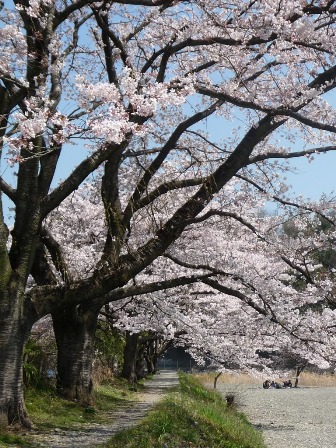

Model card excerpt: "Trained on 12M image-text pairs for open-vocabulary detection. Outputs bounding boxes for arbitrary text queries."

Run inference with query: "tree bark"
[135,345,147,380]
[0,288,34,429]
[144,354,156,375]
[121,331,139,384]
[52,305,100,405]
[214,372,222,389]
[143,339,160,374]
[294,365,306,388]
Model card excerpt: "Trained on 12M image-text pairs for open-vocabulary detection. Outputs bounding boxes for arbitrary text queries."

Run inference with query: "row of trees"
[1,0,336,428]
[26,313,169,390]
[111,208,336,374]
[32,201,336,387]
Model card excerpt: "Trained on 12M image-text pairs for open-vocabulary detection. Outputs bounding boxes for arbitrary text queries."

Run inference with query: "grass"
[100,372,267,448]
[194,372,260,387]
[0,379,137,448]
[296,371,336,387]
[195,370,336,388]
[0,433,36,448]
[24,380,136,430]
[4,370,333,448]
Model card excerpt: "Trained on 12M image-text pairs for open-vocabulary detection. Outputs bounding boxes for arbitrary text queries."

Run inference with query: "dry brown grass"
[194,371,336,387]
[93,363,115,384]
[297,372,336,387]
[194,372,260,386]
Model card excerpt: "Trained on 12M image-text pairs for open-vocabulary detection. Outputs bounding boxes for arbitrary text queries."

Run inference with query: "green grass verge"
[0,433,36,448]
[24,381,135,430]
[0,380,136,447]
[100,372,267,448]
[0,373,266,448]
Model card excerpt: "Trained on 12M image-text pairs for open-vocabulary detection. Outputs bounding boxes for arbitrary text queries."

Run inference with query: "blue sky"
[2,141,334,225]
[286,151,336,200]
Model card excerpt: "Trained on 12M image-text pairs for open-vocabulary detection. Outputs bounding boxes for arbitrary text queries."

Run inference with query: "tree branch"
[122,100,224,230]
[92,7,129,67]
[54,0,94,26]
[0,195,11,292]
[184,209,265,240]
[40,227,72,284]
[235,173,336,226]
[202,277,268,317]
[114,0,177,5]
[42,140,129,217]
[0,178,16,203]
[136,177,205,210]
[31,273,215,317]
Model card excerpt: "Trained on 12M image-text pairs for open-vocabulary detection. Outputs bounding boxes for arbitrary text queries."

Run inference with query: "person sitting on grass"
[263,379,271,389]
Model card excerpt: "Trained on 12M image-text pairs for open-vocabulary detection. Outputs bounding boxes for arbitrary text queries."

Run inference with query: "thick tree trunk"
[52,305,99,405]
[121,331,139,384]
[0,289,34,429]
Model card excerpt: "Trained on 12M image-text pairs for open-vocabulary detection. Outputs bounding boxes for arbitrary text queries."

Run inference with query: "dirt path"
[216,383,336,448]
[29,370,179,448]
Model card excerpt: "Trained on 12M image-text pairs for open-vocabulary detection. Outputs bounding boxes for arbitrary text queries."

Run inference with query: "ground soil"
[216,383,336,448]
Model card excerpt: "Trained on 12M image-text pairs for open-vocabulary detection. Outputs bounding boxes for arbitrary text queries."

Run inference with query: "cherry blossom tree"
[2,0,336,428]
[173,206,336,374]
[107,201,336,383]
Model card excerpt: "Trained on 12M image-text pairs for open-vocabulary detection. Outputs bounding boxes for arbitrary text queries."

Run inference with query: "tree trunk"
[135,346,146,380]
[0,289,34,429]
[52,305,99,405]
[143,340,159,374]
[144,354,156,375]
[294,365,306,388]
[214,372,222,389]
[121,331,139,384]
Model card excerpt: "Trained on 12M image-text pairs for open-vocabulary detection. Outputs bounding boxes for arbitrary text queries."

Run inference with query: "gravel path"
[29,370,179,448]
[216,383,336,448]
